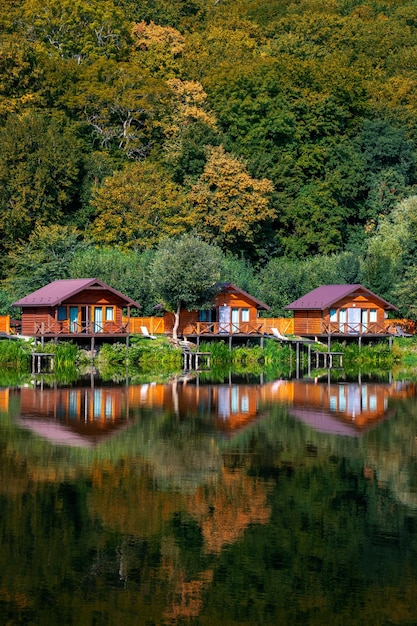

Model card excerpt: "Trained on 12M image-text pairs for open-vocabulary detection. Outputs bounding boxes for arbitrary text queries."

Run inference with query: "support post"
[296,341,300,379]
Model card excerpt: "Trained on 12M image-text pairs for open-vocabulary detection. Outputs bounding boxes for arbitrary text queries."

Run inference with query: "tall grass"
[120,336,182,372]
[341,341,395,366]
[0,339,31,368]
[34,341,84,372]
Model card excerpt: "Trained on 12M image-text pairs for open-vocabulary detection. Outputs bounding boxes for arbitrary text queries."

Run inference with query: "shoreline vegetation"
[1,335,417,385]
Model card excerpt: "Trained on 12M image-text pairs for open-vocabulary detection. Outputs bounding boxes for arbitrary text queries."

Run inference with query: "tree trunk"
[172,302,181,343]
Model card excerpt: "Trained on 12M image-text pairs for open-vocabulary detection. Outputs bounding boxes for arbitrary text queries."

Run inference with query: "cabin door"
[69,306,79,333]
[347,307,361,333]
[231,308,240,333]
[218,306,231,333]
[81,306,88,333]
[94,307,103,333]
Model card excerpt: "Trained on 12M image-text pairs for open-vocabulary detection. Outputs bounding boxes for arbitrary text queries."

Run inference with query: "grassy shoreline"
[1,335,417,384]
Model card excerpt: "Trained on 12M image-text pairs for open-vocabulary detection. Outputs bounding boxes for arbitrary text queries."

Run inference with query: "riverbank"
[1,335,417,383]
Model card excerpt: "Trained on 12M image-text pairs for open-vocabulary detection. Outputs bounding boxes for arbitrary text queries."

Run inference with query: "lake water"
[2,371,417,625]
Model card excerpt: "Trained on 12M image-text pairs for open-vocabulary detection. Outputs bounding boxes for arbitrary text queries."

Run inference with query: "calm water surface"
[1,372,417,625]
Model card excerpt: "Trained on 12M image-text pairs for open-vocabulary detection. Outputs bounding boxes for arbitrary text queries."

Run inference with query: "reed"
[126,337,182,371]
[341,342,395,366]
[38,341,84,371]
[0,339,31,368]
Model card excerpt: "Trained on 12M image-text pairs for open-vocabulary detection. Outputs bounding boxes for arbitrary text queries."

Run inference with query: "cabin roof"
[154,282,270,311]
[12,278,141,308]
[284,284,398,312]
[219,282,270,310]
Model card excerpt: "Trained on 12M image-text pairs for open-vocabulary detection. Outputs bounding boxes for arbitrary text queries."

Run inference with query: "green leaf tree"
[362,195,417,305]
[70,246,157,314]
[0,110,82,254]
[88,161,192,249]
[150,234,223,342]
[1,224,87,308]
[70,57,168,159]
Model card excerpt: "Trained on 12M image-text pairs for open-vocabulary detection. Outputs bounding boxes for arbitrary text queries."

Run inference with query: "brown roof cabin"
[12,278,140,348]
[163,282,270,345]
[284,284,398,343]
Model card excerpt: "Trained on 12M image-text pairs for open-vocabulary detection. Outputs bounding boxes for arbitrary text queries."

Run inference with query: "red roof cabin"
[163,282,270,345]
[12,278,140,348]
[284,284,398,342]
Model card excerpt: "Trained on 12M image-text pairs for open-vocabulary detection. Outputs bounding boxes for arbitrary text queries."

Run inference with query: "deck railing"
[33,321,128,335]
[184,321,265,335]
[10,314,412,338]
[324,321,389,335]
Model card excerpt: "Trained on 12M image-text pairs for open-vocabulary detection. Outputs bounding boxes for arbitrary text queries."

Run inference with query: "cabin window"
[241,308,250,322]
[369,309,377,323]
[57,306,67,321]
[330,308,337,322]
[232,308,240,330]
[105,306,114,321]
[339,309,347,330]
[198,309,214,322]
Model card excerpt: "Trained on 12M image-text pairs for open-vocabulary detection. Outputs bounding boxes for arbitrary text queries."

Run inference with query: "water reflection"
[262,377,415,436]
[12,374,417,446]
[2,373,417,624]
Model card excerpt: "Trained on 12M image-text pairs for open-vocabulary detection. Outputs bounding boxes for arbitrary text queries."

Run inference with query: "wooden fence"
[0,315,10,334]
[126,316,166,335]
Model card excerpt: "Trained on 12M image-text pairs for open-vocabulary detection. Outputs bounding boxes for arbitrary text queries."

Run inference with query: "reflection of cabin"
[163,283,270,342]
[12,278,140,348]
[16,381,261,446]
[140,381,260,433]
[18,383,146,446]
[261,379,416,436]
[285,284,398,341]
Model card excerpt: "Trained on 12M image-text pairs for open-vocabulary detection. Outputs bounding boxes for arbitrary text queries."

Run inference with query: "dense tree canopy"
[88,161,191,249]
[1,0,417,314]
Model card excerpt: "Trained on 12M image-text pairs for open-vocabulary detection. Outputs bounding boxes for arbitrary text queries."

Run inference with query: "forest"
[1,0,417,317]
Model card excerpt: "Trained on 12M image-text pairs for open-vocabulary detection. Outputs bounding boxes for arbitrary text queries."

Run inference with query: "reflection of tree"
[88,460,183,537]
[163,562,214,621]
[188,468,272,554]
[360,401,417,510]
[5,386,417,623]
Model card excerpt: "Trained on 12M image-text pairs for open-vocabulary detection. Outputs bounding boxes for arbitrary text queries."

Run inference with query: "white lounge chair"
[271,328,290,341]
[395,325,413,337]
[141,326,156,340]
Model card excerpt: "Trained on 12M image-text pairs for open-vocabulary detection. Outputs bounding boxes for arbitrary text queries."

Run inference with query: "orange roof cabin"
[284,284,398,342]
[163,282,270,345]
[12,278,140,348]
